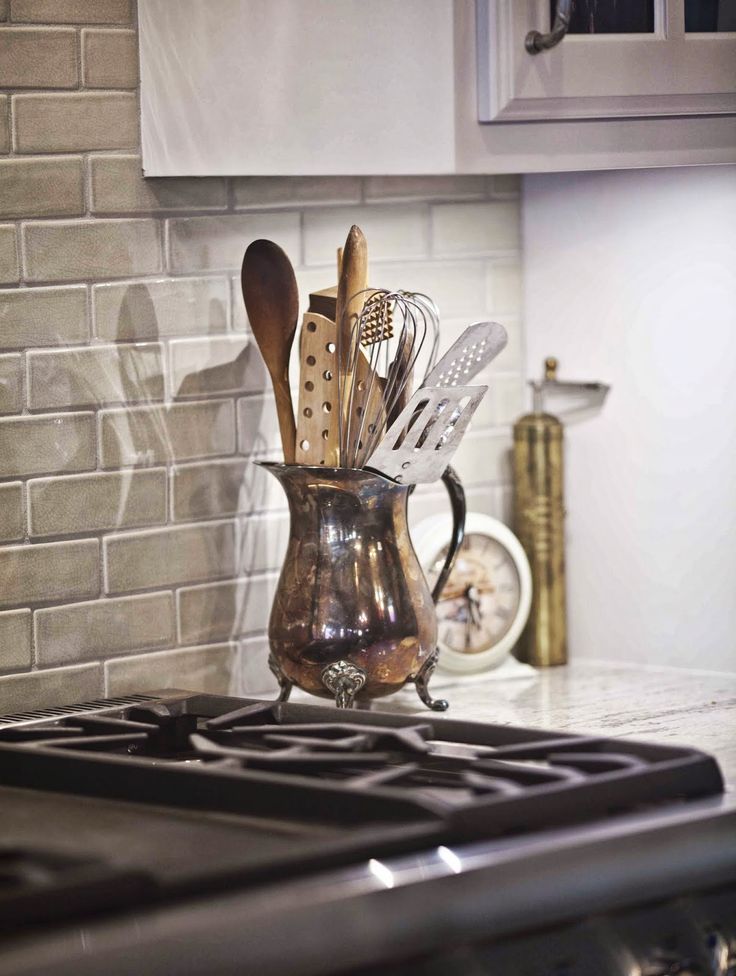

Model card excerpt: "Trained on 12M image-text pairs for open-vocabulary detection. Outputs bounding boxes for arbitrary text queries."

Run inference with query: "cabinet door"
[478,0,736,121]
[139,0,455,176]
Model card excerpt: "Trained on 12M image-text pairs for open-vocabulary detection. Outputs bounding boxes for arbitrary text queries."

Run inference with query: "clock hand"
[464,593,473,650]
[466,584,482,630]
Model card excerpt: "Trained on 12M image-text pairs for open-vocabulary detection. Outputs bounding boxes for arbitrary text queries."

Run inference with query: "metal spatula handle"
[422,321,507,389]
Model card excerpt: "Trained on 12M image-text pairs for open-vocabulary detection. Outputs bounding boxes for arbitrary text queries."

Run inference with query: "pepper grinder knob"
[544,356,558,380]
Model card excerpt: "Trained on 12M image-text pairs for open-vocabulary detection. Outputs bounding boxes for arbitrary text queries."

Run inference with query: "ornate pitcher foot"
[268,653,293,703]
[413,648,449,712]
[321,660,367,709]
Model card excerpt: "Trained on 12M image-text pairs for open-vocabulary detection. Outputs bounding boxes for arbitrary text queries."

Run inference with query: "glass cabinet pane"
[549,0,654,33]
[685,0,736,30]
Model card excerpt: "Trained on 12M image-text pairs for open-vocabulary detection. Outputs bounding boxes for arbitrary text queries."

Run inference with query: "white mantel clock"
[412,512,532,673]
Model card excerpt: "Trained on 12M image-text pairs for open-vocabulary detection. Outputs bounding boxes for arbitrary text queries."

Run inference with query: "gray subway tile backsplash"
[35,591,175,665]
[0,482,24,542]
[23,218,162,282]
[0,224,19,284]
[0,353,22,413]
[0,285,89,349]
[0,412,96,478]
[0,27,78,89]
[93,276,230,341]
[0,538,99,609]
[0,608,32,672]
[0,156,84,219]
[99,399,235,467]
[90,154,228,214]
[105,642,236,697]
[0,662,103,713]
[0,4,523,711]
[10,0,133,25]
[12,91,138,153]
[28,468,167,537]
[104,520,237,594]
[27,343,164,409]
[81,29,138,89]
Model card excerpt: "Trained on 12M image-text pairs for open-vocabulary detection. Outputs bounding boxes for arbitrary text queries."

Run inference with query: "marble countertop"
[374,658,736,785]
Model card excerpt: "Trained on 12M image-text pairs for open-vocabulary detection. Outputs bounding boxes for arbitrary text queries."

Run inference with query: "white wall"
[523,166,736,673]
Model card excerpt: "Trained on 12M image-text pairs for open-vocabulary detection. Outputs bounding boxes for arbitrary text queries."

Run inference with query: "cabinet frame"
[477,0,736,122]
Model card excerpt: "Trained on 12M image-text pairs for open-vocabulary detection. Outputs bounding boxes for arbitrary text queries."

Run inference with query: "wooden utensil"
[295,312,340,466]
[336,226,368,462]
[241,239,299,463]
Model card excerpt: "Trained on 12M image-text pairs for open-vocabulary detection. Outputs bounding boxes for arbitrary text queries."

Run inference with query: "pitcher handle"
[431,465,466,605]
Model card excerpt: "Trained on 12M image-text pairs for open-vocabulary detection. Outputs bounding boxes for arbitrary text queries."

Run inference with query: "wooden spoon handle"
[272,373,297,464]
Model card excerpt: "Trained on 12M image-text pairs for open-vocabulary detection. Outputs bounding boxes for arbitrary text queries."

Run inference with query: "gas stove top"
[1,690,734,976]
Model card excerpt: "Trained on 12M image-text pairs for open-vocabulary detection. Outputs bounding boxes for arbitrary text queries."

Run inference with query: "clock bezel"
[412,511,532,673]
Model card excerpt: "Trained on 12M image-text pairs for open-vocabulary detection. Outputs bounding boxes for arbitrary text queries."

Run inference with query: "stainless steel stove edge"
[1,798,734,976]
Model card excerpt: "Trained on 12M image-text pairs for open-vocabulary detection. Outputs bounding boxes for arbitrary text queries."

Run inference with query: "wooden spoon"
[241,239,299,463]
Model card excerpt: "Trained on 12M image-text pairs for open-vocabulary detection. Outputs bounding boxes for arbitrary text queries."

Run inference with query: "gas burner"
[0,689,731,967]
[0,691,722,839]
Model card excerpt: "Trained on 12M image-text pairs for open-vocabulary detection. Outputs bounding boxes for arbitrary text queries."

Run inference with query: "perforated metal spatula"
[422,320,507,388]
[365,384,488,484]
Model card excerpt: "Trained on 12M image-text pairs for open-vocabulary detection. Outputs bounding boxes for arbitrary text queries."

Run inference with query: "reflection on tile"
[100,399,235,467]
[35,592,175,665]
[237,634,276,696]
[177,574,277,645]
[168,212,300,273]
[237,395,280,455]
[94,276,229,340]
[27,343,163,409]
[0,354,22,413]
[28,469,167,537]
[170,335,260,397]
[0,412,95,478]
[238,512,289,574]
[172,459,249,521]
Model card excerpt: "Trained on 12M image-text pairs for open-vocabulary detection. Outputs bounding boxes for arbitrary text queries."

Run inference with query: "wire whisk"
[338,289,440,468]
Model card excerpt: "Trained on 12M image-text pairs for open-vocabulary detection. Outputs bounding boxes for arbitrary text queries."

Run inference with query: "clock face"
[427,533,522,656]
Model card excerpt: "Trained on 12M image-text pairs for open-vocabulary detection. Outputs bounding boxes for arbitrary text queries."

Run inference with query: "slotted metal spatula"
[423,320,507,388]
[365,384,487,484]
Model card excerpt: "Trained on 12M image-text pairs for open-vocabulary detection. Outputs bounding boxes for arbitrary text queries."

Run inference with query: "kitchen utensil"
[294,312,340,466]
[513,357,610,668]
[422,320,508,388]
[260,461,460,709]
[340,289,440,467]
[336,226,368,458]
[366,384,488,484]
[241,239,299,463]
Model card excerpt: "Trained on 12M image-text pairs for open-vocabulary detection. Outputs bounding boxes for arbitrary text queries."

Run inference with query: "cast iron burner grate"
[0,691,723,841]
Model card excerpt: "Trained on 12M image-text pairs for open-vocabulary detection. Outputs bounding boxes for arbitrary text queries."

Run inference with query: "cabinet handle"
[525,0,572,54]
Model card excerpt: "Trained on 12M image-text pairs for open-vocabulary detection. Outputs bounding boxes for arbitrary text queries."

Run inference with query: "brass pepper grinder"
[513,358,610,668]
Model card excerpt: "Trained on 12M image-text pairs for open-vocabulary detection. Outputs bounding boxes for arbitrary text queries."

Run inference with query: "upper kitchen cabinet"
[138,0,736,176]
[138,0,456,175]
[478,0,736,121]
